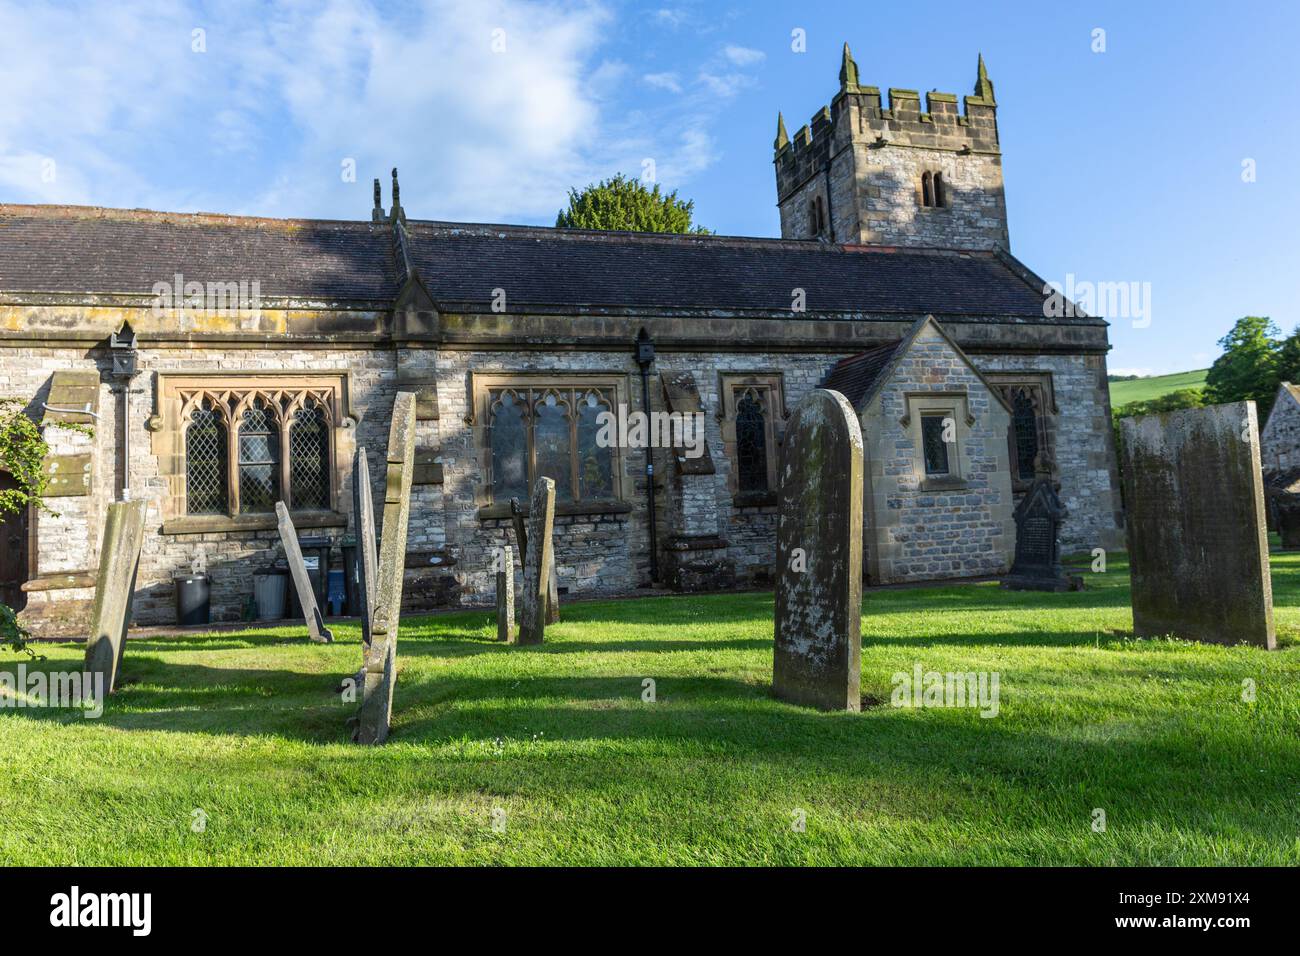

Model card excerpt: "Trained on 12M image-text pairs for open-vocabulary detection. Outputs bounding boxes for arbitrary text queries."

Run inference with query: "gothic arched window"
[238,398,280,513]
[186,400,227,515]
[933,171,946,207]
[921,171,935,208]
[490,391,529,504]
[289,399,330,510]
[577,391,614,501]
[735,390,769,494]
[1011,388,1040,480]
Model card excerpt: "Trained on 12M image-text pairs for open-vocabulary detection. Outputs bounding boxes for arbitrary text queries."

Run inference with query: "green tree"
[1275,324,1300,389]
[1204,316,1281,419]
[556,174,711,234]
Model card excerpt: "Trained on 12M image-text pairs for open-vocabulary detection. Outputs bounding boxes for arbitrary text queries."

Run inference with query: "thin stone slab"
[352,446,378,645]
[275,501,333,644]
[511,495,559,624]
[1121,401,1276,649]
[517,477,555,646]
[84,499,147,695]
[355,392,418,743]
[772,389,864,711]
[496,544,515,643]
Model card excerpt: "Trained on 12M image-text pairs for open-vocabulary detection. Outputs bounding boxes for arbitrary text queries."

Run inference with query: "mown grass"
[1,552,1296,866]
[1109,369,1208,407]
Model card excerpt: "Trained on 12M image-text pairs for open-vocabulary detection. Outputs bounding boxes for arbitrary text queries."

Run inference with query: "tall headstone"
[275,501,333,643]
[510,495,559,624]
[355,392,418,743]
[772,389,864,711]
[84,499,148,694]
[1001,453,1075,592]
[1121,402,1276,649]
[352,447,378,642]
[517,477,555,646]
[496,544,515,643]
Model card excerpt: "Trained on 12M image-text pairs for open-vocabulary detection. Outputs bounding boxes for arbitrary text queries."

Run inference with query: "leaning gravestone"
[353,392,418,743]
[496,544,515,643]
[772,389,864,711]
[510,496,559,624]
[1121,401,1276,649]
[1001,453,1074,592]
[275,501,333,643]
[84,499,148,695]
[517,477,556,645]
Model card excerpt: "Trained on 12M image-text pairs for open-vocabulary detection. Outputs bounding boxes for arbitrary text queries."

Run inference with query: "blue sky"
[0,0,1295,375]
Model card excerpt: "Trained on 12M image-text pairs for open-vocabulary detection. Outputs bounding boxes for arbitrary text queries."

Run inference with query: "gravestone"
[1121,401,1276,649]
[84,499,148,695]
[275,501,333,643]
[496,544,515,642]
[517,477,556,645]
[1264,469,1300,550]
[510,496,559,624]
[1001,453,1075,592]
[772,389,864,711]
[354,392,418,743]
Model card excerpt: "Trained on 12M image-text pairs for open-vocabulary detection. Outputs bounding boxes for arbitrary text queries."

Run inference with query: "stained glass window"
[736,390,769,494]
[921,414,951,477]
[238,399,280,513]
[289,400,330,510]
[186,400,227,515]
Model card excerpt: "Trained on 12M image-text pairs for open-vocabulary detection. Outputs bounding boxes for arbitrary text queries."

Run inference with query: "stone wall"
[1260,385,1300,473]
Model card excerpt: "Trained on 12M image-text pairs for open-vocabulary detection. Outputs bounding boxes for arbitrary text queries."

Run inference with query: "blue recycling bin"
[326,569,347,617]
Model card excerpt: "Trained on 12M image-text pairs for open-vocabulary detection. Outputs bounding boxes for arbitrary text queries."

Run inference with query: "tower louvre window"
[921,171,948,208]
[934,171,946,207]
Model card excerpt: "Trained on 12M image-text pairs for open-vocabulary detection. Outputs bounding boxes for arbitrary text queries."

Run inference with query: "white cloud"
[1109,368,1155,378]
[644,72,683,93]
[723,44,765,66]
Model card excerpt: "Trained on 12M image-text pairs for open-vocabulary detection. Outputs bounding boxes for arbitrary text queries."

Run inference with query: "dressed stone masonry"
[83,499,147,694]
[1,46,1124,632]
[772,389,864,711]
[1121,402,1276,650]
[496,543,515,643]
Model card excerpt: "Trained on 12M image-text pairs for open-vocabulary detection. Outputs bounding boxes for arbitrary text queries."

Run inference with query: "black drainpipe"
[635,328,659,584]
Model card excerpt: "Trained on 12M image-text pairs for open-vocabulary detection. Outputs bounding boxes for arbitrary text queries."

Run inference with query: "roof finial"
[774,112,789,152]
[390,167,405,222]
[372,178,383,222]
[839,42,859,92]
[973,53,995,103]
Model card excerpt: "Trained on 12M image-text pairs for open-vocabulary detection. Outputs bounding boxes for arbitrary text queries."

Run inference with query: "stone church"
[0,47,1123,634]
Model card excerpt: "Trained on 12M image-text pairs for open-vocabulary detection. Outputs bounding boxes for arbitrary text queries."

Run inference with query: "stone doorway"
[0,473,30,610]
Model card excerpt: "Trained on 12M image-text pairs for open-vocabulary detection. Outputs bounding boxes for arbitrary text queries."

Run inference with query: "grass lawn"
[2,552,1297,867]
[1109,369,1208,407]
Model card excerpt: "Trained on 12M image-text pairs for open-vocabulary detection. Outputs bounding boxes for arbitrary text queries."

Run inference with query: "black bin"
[286,537,331,619]
[174,574,211,626]
[341,539,359,617]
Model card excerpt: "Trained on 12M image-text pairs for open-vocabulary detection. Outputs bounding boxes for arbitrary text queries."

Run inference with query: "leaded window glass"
[577,392,614,500]
[238,399,280,513]
[921,414,951,477]
[289,400,330,510]
[186,401,227,515]
[735,390,769,494]
[1011,389,1040,480]
[490,392,529,503]
[534,393,573,502]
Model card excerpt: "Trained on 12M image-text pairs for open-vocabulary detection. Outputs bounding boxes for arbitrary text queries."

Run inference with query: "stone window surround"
[899,390,974,491]
[919,170,950,209]
[148,371,354,535]
[984,371,1057,491]
[467,370,634,519]
[718,371,788,506]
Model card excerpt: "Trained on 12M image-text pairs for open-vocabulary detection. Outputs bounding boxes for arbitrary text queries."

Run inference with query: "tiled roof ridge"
[0,203,379,232]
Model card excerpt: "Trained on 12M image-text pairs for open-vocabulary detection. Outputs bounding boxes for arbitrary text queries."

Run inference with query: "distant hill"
[1109,369,1208,407]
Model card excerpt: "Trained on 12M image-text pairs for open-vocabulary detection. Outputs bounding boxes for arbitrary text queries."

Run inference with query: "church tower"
[774,45,1009,250]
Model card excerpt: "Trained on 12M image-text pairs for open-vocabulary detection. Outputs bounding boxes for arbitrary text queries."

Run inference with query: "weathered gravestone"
[517,478,556,645]
[496,544,515,643]
[84,499,148,695]
[1121,401,1276,649]
[275,501,333,643]
[1264,469,1300,550]
[1001,453,1075,592]
[353,392,418,743]
[772,389,864,711]
[510,496,559,624]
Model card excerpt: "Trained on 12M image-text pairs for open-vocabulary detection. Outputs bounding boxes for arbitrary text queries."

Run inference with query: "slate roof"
[0,204,1098,323]
[820,342,903,408]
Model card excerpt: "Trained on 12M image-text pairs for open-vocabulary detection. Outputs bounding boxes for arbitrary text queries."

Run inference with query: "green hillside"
[1109,369,1207,407]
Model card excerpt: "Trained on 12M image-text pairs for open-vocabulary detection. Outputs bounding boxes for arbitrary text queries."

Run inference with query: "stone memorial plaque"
[275,501,333,644]
[1121,401,1275,649]
[84,499,148,694]
[772,389,864,710]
